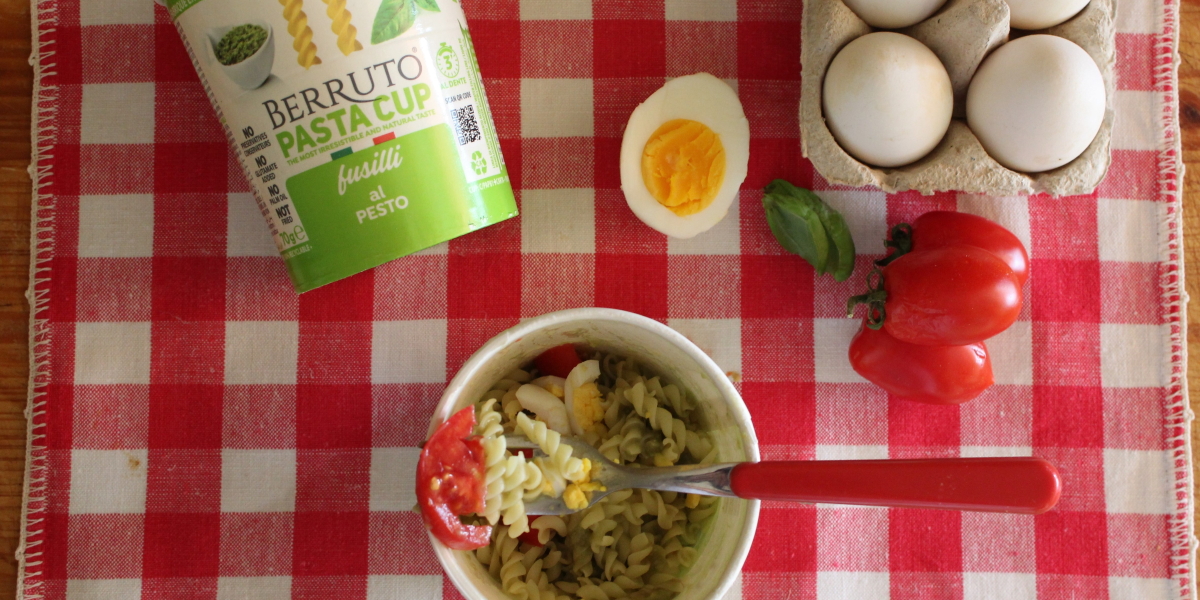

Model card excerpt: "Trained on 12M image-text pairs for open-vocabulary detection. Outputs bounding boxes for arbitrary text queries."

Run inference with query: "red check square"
[594,22,665,78]
[142,512,220,578]
[219,512,294,576]
[521,21,593,78]
[1036,511,1109,575]
[76,257,152,322]
[668,255,740,318]
[67,513,144,578]
[368,512,443,575]
[743,506,817,572]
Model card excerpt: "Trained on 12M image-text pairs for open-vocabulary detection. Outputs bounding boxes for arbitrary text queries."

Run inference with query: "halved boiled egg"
[620,73,750,239]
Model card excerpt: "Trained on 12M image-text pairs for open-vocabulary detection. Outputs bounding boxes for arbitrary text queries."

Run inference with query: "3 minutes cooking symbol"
[436,42,460,78]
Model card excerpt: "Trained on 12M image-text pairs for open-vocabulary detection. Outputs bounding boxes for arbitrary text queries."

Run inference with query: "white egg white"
[619,73,750,239]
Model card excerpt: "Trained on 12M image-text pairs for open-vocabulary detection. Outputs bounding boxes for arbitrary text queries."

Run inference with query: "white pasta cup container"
[428,308,761,600]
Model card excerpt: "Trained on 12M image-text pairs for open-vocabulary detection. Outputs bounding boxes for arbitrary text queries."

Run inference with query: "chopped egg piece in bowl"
[620,73,750,239]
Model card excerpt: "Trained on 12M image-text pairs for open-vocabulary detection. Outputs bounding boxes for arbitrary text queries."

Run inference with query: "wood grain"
[0,0,34,597]
[0,2,1197,600]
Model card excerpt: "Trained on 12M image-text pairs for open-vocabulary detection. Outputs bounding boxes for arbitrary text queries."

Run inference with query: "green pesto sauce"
[215,24,268,66]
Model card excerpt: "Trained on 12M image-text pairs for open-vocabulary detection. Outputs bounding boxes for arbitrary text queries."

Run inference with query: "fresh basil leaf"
[812,198,855,281]
[372,0,418,44]
[762,179,856,281]
[763,188,830,273]
[415,0,440,11]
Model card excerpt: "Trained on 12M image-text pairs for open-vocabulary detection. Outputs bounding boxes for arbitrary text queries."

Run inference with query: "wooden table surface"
[0,2,1199,599]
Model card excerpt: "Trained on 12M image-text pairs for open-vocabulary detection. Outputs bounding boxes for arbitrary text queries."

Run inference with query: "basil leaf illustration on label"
[372,0,418,44]
[762,179,857,282]
[415,0,441,11]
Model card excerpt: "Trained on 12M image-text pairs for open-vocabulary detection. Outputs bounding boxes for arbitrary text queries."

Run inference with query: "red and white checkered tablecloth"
[20,0,1191,598]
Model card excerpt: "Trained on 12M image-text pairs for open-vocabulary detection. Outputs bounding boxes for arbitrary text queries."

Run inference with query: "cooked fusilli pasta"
[470,352,719,600]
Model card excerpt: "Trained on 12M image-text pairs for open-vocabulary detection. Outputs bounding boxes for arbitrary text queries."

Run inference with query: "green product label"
[282,124,517,292]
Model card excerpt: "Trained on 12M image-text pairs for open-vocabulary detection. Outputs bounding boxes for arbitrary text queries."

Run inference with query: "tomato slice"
[535,344,581,378]
[883,244,1022,346]
[417,406,492,550]
[910,211,1030,286]
[849,321,993,405]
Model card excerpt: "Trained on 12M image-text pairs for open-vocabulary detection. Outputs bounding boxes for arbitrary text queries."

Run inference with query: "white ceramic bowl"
[427,308,760,600]
[207,22,274,90]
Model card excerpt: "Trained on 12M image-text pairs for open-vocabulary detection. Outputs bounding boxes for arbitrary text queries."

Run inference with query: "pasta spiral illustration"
[321,0,363,56]
[278,0,321,68]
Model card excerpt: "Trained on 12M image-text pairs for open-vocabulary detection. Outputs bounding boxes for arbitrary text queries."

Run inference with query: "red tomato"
[849,322,993,404]
[518,529,545,547]
[910,212,1030,286]
[416,406,492,550]
[535,344,581,378]
[884,245,1022,346]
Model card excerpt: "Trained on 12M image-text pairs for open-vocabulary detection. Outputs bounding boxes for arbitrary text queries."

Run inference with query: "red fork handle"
[729,457,1061,514]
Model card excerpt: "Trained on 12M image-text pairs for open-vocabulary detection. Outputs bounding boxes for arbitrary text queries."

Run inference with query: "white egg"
[619,73,750,239]
[842,0,948,29]
[822,32,953,168]
[1006,0,1091,30]
[967,35,1105,173]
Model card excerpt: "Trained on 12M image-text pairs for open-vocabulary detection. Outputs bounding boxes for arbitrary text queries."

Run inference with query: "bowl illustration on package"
[207,22,274,90]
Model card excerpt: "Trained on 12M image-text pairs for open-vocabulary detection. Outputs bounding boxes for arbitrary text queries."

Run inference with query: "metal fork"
[507,435,1062,516]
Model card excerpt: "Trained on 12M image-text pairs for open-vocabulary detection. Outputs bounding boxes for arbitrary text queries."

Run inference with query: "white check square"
[521,79,594,138]
[521,188,595,253]
[667,319,741,374]
[74,322,151,385]
[225,321,299,385]
[963,572,1036,600]
[80,0,154,24]
[372,321,448,384]
[217,577,293,600]
[67,579,143,600]
[81,83,155,145]
[221,449,297,513]
[668,199,740,255]
[815,190,889,256]
[78,194,155,258]
[987,321,1032,385]
[69,449,148,514]
[1098,198,1164,262]
[1104,449,1172,514]
[367,575,442,600]
[817,572,888,599]
[956,194,1032,258]
[1109,577,1176,599]
[666,0,737,21]
[1113,91,1164,152]
[813,319,867,384]
[227,193,278,257]
[1100,324,1167,388]
[370,447,421,512]
[520,0,591,19]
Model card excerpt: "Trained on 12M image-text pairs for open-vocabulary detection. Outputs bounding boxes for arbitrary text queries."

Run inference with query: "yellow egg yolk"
[641,119,726,216]
[572,382,605,433]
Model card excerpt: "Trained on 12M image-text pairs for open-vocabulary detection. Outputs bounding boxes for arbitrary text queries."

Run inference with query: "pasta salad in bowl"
[421,308,759,600]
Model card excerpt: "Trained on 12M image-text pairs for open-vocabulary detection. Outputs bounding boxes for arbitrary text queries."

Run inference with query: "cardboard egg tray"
[799,0,1116,196]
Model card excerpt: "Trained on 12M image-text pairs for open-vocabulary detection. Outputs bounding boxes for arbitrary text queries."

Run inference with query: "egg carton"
[799,0,1116,197]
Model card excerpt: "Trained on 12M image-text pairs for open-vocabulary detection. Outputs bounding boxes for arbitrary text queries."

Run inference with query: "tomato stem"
[874,223,914,267]
[846,268,888,329]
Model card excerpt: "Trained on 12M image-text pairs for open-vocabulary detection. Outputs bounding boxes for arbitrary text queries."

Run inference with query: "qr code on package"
[452,105,481,146]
